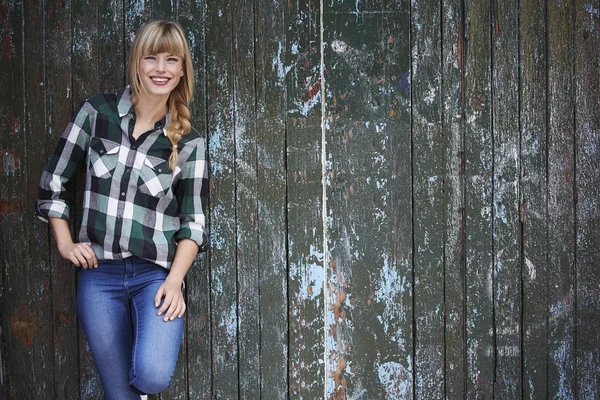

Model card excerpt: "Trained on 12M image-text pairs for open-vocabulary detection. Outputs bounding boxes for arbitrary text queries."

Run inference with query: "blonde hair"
[128,20,194,171]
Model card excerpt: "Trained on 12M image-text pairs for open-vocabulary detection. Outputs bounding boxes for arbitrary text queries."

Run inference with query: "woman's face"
[138,52,184,98]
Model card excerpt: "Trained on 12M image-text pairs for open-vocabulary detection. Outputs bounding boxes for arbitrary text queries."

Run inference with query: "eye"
[144,55,156,61]
[168,57,179,62]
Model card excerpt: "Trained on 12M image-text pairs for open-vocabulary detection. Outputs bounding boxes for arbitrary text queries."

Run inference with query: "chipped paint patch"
[377,360,412,399]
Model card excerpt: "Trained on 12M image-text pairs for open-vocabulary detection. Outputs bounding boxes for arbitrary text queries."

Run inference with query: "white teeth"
[151,77,168,82]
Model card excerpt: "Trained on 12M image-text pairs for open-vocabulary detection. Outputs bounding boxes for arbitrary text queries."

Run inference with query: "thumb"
[154,286,165,308]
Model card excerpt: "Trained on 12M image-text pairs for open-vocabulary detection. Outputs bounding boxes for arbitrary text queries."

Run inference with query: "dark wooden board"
[254,0,289,397]
[205,0,239,398]
[232,0,260,397]
[463,0,494,396]
[323,2,413,397]
[285,0,324,398]
[491,0,522,396]
[520,0,548,397]
[23,0,55,397]
[0,1,36,398]
[442,0,466,397]
[547,0,576,397]
[177,2,212,399]
[411,0,445,397]
[574,0,600,396]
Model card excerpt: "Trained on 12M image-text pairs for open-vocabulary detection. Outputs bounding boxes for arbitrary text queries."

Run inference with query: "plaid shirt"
[37,87,208,269]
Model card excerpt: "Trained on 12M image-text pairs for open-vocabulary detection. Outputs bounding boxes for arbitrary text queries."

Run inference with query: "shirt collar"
[118,86,170,137]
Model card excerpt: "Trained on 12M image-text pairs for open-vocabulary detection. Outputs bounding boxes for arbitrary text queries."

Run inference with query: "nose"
[156,57,166,72]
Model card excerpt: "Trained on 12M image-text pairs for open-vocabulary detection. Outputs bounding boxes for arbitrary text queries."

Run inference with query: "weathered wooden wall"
[0,0,599,399]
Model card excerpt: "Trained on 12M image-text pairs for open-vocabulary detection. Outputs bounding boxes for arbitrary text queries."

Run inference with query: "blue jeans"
[76,257,184,399]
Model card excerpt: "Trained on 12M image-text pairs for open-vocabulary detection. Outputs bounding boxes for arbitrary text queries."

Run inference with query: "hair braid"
[167,89,191,171]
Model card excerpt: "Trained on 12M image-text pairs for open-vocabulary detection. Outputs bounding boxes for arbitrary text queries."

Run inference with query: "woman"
[36,21,208,399]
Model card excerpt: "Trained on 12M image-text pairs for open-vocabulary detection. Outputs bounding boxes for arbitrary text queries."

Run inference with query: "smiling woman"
[35,20,208,400]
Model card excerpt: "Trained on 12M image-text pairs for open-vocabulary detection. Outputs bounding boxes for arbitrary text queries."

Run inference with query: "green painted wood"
[547,0,576,398]
[0,1,37,398]
[177,2,212,399]
[98,0,124,93]
[124,0,152,57]
[491,0,522,396]
[411,0,444,397]
[231,0,260,398]
[254,1,289,398]
[324,2,412,398]
[574,0,600,397]
[520,0,548,397]
[152,0,176,20]
[285,0,324,398]
[463,0,494,396]
[442,0,466,397]
[205,0,239,398]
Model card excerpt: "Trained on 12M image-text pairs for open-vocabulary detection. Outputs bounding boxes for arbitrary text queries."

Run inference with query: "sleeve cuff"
[36,200,70,223]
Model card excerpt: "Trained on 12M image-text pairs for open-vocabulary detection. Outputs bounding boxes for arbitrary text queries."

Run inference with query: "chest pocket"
[89,138,120,179]
[138,155,173,197]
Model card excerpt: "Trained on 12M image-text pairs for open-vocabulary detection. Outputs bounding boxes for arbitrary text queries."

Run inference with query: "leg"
[128,261,184,394]
[76,264,143,400]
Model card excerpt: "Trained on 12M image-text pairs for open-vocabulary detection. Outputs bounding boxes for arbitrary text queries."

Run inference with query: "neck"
[133,92,168,123]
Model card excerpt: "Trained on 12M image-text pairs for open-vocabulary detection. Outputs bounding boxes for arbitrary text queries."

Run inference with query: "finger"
[154,286,165,308]
[74,251,88,268]
[178,302,186,318]
[170,300,183,321]
[158,293,174,315]
[79,244,98,268]
[164,299,179,321]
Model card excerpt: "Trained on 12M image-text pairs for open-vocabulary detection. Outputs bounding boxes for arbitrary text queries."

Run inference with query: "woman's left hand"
[154,278,186,322]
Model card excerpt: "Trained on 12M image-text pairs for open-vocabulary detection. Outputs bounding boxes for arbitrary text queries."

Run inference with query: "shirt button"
[121,192,125,197]
[125,168,131,174]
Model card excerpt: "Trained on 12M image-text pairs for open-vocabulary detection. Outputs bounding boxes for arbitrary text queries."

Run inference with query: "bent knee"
[130,367,174,394]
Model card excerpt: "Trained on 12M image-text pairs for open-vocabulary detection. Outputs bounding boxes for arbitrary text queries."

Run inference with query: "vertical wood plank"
[520,0,548,397]
[177,2,212,398]
[98,0,124,92]
[24,0,55,397]
[442,0,466,397]
[547,0,576,397]
[152,0,176,19]
[463,0,494,396]
[0,0,33,398]
[491,0,522,396]
[574,0,600,396]
[205,0,239,397]
[254,0,289,397]
[46,0,80,394]
[286,0,324,398]
[324,1,413,398]
[124,0,151,57]
[71,1,102,397]
[232,0,260,397]
[411,0,444,397]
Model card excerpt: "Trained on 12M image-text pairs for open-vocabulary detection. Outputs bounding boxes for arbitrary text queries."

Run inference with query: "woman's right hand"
[59,242,98,269]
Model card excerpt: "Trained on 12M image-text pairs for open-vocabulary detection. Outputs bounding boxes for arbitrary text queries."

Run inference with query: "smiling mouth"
[150,77,170,84]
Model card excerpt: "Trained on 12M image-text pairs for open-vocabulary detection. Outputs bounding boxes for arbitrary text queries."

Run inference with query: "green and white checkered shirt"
[37,87,208,269]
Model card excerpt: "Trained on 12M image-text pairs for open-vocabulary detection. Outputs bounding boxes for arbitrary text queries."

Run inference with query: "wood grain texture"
[286,0,324,398]
[177,2,212,399]
[232,0,260,397]
[0,1,34,398]
[547,0,576,398]
[574,0,600,397]
[45,0,80,397]
[491,0,522,396]
[324,1,412,398]
[24,0,55,397]
[411,0,444,397]
[205,0,239,398]
[464,0,494,396]
[520,0,548,398]
[442,0,466,397]
[254,0,289,398]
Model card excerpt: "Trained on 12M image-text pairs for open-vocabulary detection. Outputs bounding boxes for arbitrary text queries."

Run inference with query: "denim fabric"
[76,256,184,399]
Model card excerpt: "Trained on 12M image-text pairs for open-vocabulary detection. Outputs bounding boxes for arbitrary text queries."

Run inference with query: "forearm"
[48,217,74,251]
[166,238,198,284]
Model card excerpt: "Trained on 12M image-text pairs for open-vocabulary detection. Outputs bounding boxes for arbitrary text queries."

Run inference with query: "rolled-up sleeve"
[36,102,93,222]
[174,138,209,252]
